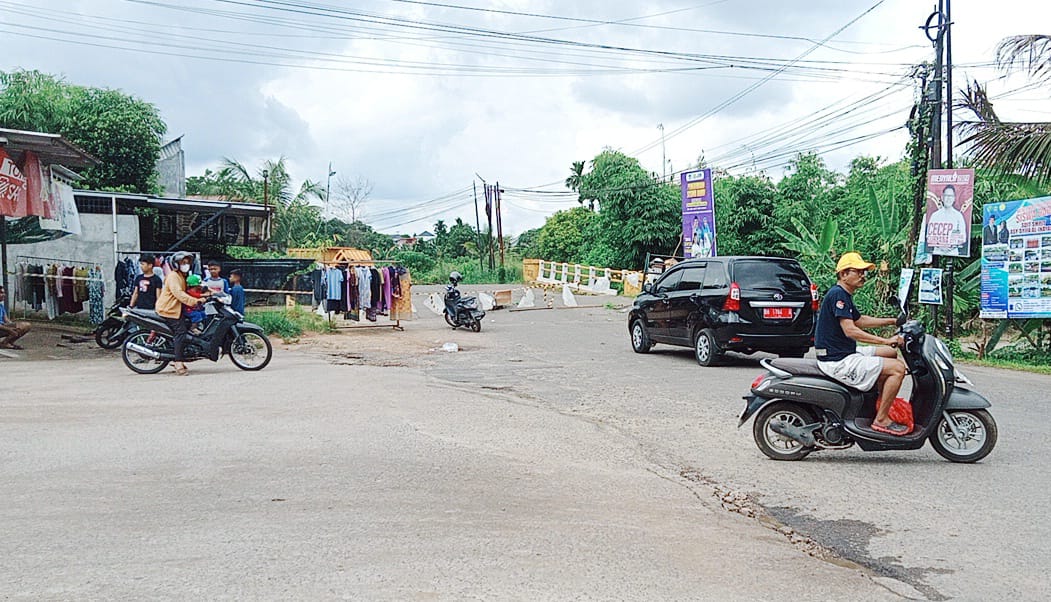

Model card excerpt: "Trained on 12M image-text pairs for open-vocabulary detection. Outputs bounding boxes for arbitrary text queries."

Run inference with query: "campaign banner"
[681,168,716,258]
[980,195,1051,319]
[920,169,974,258]
[919,268,943,305]
[0,148,28,217]
[898,268,914,312]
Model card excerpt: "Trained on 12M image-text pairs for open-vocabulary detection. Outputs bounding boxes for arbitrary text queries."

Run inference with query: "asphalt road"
[1,291,1047,600]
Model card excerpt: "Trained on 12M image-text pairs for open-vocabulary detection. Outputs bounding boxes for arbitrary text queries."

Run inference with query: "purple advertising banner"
[681,168,716,258]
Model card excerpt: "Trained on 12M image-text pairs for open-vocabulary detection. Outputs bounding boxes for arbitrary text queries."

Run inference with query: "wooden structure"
[287,247,374,265]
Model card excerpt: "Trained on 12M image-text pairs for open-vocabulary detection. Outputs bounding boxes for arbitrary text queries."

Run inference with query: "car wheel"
[694,328,722,366]
[630,320,652,353]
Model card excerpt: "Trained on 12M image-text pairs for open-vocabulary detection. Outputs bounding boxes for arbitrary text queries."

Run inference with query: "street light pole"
[325,162,336,220]
[658,123,666,181]
[262,169,270,242]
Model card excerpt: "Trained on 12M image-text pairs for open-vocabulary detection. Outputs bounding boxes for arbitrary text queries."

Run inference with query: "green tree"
[580,149,680,268]
[565,160,588,208]
[960,35,1051,184]
[712,173,782,256]
[534,206,594,263]
[0,69,166,193]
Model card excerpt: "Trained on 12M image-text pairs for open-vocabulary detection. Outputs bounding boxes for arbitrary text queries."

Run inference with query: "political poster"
[898,268,914,312]
[919,268,943,305]
[681,168,716,258]
[980,195,1051,319]
[919,169,974,258]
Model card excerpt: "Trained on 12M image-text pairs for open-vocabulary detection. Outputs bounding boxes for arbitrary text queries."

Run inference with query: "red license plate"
[763,307,793,319]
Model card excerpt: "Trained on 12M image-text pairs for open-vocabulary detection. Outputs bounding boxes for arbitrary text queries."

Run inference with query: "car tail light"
[723,282,741,311]
[810,283,819,311]
[751,374,767,390]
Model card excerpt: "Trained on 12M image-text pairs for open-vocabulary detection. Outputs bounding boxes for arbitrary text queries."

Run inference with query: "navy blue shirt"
[815,284,861,362]
[229,284,246,315]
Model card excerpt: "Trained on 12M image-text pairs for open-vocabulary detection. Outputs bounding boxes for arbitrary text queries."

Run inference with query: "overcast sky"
[2,0,1047,235]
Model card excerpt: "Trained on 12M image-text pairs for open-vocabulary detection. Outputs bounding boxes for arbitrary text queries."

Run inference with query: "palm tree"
[959,35,1051,184]
[565,160,585,203]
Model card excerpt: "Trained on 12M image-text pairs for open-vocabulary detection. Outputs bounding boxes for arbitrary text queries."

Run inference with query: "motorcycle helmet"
[186,274,202,287]
[169,251,194,269]
[449,271,463,285]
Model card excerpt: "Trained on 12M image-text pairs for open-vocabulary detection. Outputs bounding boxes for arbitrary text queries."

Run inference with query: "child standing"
[185,274,207,334]
[228,269,246,315]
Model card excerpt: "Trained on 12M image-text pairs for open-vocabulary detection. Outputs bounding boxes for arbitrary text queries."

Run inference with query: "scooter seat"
[128,308,163,321]
[767,358,827,378]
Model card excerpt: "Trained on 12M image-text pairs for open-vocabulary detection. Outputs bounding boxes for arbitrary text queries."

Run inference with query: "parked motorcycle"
[739,297,996,463]
[443,271,485,332]
[94,294,136,349]
[120,292,273,374]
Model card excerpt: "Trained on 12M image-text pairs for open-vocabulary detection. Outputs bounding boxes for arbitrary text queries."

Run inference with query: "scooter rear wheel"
[753,402,814,461]
[122,331,171,375]
[929,409,997,463]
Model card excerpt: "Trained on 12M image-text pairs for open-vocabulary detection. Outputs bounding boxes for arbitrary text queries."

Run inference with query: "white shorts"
[817,347,883,391]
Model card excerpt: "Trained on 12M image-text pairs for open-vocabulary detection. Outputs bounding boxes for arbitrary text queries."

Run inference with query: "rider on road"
[815,253,908,436]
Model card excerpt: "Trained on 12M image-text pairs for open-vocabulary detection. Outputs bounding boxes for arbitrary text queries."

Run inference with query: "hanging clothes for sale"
[88,267,105,325]
[323,265,346,312]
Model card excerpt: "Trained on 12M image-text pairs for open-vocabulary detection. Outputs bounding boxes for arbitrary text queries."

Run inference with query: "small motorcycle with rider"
[739,253,996,463]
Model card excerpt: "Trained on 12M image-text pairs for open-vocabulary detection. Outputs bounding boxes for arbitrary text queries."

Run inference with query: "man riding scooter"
[815,252,909,436]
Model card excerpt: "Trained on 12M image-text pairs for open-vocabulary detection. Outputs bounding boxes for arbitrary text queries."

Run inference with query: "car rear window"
[733,260,810,292]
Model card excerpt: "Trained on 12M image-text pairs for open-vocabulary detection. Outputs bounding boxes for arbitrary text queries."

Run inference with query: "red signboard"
[0,148,29,217]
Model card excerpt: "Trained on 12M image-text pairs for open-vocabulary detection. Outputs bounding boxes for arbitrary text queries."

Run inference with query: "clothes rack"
[317,261,410,332]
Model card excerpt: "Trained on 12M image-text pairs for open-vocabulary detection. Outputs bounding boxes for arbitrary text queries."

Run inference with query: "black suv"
[628,256,817,365]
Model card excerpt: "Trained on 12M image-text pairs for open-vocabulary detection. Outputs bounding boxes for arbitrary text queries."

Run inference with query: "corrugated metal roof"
[0,128,98,168]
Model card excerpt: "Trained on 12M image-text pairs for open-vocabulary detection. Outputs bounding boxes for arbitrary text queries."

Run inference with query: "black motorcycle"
[444,274,485,332]
[95,294,136,349]
[739,299,996,463]
[120,293,273,374]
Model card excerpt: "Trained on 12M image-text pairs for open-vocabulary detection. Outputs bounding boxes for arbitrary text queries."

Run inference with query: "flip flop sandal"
[872,421,910,436]
[174,366,189,376]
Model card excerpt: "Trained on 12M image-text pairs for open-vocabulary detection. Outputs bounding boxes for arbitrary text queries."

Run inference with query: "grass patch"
[951,340,1051,375]
[248,308,335,338]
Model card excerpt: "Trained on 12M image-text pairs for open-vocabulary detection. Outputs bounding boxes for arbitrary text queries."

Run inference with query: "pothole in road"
[680,468,949,601]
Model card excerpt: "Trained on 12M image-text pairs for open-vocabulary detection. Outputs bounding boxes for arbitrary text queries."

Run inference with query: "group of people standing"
[131,253,245,376]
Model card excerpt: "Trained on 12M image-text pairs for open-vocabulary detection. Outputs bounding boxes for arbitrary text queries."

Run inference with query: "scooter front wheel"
[95,322,124,349]
[444,313,459,329]
[929,409,997,463]
[753,402,814,461]
[229,332,273,371]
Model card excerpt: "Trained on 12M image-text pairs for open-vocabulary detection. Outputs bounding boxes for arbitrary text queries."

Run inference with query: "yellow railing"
[523,258,643,296]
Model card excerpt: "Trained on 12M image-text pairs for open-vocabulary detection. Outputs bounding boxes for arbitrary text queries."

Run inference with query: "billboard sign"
[980,196,1051,319]
[921,169,974,258]
[681,168,716,258]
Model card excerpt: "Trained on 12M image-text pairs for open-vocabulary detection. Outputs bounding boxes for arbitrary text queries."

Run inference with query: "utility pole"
[658,123,666,181]
[943,0,956,339]
[495,181,505,281]
[473,181,483,272]
[484,183,495,270]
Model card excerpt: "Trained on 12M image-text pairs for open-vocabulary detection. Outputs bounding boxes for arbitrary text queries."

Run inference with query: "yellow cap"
[836,252,875,273]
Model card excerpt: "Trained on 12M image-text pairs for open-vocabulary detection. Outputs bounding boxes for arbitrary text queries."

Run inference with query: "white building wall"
[9,214,141,309]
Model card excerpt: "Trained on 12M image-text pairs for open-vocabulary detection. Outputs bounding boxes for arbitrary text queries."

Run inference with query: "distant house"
[390,234,418,248]
[156,136,186,197]
[417,230,435,242]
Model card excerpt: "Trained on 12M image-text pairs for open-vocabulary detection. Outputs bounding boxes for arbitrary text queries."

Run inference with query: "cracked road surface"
[2,293,1047,599]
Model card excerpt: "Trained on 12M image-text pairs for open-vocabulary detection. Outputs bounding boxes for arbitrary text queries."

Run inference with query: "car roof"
[675,255,800,265]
